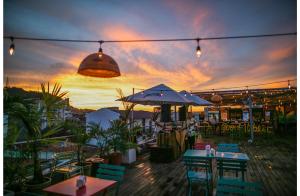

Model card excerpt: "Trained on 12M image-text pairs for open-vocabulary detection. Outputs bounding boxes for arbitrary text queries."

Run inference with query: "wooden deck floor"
[119,136,296,196]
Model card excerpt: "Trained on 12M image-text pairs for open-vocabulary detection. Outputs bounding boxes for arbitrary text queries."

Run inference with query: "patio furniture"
[216,178,262,196]
[96,164,125,196]
[183,156,212,196]
[216,151,249,181]
[52,151,82,179]
[217,144,239,153]
[43,175,116,196]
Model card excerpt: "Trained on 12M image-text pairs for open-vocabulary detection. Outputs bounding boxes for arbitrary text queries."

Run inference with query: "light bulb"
[9,43,15,55]
[196,46,201,57]
[98,41,104,59]
[98,47,103,58]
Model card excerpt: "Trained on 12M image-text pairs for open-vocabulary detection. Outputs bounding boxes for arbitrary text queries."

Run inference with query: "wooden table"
[43,176,117,196]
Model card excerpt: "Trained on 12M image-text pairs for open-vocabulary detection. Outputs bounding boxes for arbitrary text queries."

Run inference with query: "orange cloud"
[267,45,296,61]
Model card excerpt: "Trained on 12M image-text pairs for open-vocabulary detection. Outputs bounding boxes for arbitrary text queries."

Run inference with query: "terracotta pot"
[102,155,110,164]
[110,152,122,165]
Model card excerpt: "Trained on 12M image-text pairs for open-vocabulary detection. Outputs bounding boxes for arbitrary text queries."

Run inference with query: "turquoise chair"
[96,164,125,196]
[216,178,262,196]
[217,158,247,181]
[217,143,239,153]
[183,156,212,196]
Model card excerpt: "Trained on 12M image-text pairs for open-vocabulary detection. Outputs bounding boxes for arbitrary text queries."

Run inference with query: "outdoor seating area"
[119,135,296,196]
[3,1,297,196]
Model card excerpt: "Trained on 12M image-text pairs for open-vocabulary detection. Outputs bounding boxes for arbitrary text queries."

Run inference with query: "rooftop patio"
[119,135,296,196]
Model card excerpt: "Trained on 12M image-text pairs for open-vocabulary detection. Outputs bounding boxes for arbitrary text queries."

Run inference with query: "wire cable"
[3,32,296,44]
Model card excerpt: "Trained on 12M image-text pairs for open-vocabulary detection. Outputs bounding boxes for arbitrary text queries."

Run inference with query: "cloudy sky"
[4,0,296,110]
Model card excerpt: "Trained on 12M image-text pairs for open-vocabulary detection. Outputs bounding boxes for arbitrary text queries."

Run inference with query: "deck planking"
[119,136,296,196]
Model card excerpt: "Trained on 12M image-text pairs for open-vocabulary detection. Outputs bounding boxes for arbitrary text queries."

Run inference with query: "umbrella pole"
[131,88,134,129]
[174,106,177,122]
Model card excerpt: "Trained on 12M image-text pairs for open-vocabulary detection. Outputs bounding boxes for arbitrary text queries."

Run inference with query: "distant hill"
[4,87,95,113]
[5,87,43,100]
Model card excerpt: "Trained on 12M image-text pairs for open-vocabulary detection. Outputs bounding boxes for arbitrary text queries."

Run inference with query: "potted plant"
[116,88,139,164]
[106,119,128,165]
[122,123,140,164]
[88,122,110,163]
[4,83,67,192]
[65,119,93,176]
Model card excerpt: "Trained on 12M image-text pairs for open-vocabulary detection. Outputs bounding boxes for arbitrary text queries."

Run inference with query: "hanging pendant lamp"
[78,41,120,78]
[78,53,120,78]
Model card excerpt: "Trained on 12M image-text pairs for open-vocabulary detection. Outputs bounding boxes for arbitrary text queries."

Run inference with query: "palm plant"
[41,82,68,126]
[116,88,136,122]
[64,119,92,166]
[88,122,110,157]
[4,83,67,184]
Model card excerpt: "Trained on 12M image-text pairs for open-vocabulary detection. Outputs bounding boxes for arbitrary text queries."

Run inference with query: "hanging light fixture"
[98,41,103,58]
[196,38,201,58]
[246,86,249,94]
[288,80,291,89]
[9,37,15,55]
[78,40,120,78]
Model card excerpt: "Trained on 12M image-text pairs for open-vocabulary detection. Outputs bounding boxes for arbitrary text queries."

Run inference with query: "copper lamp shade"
[78,53,120,78]
[211,94,223,103]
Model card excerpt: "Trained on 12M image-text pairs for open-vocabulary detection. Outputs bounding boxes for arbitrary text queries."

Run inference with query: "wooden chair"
[216,178,262,196]
[183,156,212,196]
[217,144,239,153]
[96,163,126,196]
[217,159,247,181]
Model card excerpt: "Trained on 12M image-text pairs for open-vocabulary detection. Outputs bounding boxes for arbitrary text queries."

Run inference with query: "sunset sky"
[4,0,297,110]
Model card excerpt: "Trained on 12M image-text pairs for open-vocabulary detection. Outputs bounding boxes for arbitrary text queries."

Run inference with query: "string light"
[98,41,103,58]
[196,38,201,58]
[212,89,215,96]
[288,80,291,89]
[9,37,15,55]
[5,32,296,60]
[246,86,249,94]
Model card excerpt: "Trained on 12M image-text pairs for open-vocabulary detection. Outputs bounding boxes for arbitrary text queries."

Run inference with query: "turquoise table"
[215,151,249,161]
[183,150,249,161]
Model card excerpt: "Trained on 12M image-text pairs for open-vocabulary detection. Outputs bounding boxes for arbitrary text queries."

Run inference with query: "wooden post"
[248,97,254,143]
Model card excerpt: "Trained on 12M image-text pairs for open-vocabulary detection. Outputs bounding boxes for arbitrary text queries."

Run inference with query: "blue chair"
[216,178,262,196]
[217,143,239,153]
[96,164,125,196]
[183,156,212,196]
[217,158,247,181]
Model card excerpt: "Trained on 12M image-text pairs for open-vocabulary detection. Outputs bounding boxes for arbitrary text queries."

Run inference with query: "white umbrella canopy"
[119,84,192,106]
[179,90,213,106]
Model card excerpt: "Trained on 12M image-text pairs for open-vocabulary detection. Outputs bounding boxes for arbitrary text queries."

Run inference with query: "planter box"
[122,148,136,164]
